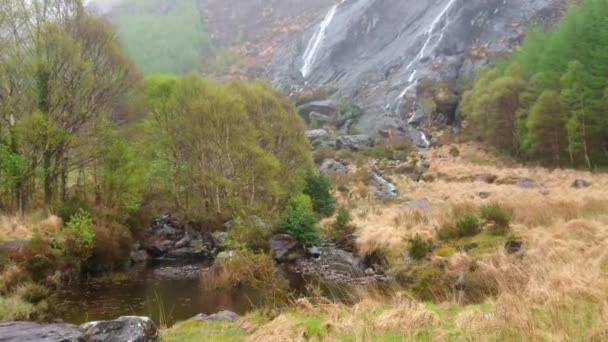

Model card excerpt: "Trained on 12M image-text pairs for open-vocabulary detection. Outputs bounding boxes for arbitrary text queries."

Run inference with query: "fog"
[85,0,122,14]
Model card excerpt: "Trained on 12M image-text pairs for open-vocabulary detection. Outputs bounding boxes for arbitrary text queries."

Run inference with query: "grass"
[161,320,246,342]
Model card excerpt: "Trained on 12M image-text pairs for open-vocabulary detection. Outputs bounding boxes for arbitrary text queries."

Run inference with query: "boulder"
[130,250,149,264]
[215,250,236,260]
[305,129,328,140]
[400,198,431,210]
[476,192,492,199]
[371,173,398,199]
[191,310,240,322]
[571,179,591,189]
[0,321,83,342]
[269,234,306,262]
[165,247,209,260]
[335,135,372,151]
[80,316,157,342]
[319,159,349,174]
[297,100,336,123]
[516,178,538,189]
[505,240,523,254]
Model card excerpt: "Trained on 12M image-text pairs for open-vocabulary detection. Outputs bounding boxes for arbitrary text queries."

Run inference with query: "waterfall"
[301,1,345,78]
[394,0,458,101]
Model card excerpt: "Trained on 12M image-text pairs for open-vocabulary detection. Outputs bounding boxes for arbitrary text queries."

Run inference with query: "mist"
[85,0,122,14]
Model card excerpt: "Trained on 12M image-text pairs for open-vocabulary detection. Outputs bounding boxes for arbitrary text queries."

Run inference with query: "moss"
[433,231,505,257]
[300,316,328,338]
[160,320,246,342]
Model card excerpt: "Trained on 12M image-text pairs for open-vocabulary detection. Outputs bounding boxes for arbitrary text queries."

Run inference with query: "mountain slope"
[272,0,565,134]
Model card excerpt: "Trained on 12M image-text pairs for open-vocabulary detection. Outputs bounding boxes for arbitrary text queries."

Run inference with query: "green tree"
[278,194,319,246]
[527,90,567,163]
[303,172,335,217]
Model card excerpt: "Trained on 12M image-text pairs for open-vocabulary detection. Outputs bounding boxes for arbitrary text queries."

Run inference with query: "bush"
[56,198,90,224]
[304,172,336,217]
[226,216,273,251]
[19,237,57,281]
[62,209,95,269]
[0,264,26,295]
[278,194,320,246]
[437,215,482,241]
[200,250,290,307]
[334,207,351,231]
[17,283,49,304]
[407,235,431,261]
[456,215,481,237]
[479,203,513,235]
[89,219,133,270]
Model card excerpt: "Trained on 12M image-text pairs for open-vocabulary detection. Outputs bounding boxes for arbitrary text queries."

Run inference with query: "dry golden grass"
[0,211,62,241]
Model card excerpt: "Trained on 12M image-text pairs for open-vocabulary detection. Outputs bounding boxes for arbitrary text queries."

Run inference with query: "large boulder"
[79,316,158,342]
[571,179,591,189]
[319,159,349,174]
[305,129,328,140]
[335,135,373,151]
[297,100,336,123]
[269,234,306,262]
[0,321,83,342]
[371,173,398,199]
[400,198,431,210]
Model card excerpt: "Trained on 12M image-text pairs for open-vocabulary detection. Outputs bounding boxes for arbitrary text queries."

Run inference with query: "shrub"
[449,146,460,157]
[0,250,9,271]
[0,264,26,295]
[304,172,336,217]
[0,295,38,321]
[437,224,457,241]
[334,207,351,231]
[16,283,49,304]
[56,198,90,224]
[19,237,57,281]
[200,250,290,307]
[89,219,133,270]
[407,235,431,261]
[62,209,95,269]
[455,215,481,237]
[479,203,513,235]
[226,216,273,251]
[278,194,320,246]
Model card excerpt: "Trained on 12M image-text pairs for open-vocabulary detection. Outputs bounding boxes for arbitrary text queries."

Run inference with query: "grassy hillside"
[109,0,213,74]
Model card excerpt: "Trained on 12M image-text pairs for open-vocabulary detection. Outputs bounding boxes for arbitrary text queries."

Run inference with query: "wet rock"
[0,321,83,342]
[371,172,398,199]
[335,135,372,151]
[191,310,240,322]
[80,316,158,342]
[294,246,387,285]
[505,240,523,254]
[400,198,431,210]
[165,247,209,260]
[297,100,336,123]
[269,234,306,262]
[174,235,191,249]
[305,129,328,140]
[130,250,149,264]
[319,159,349,174]
[571,179,591,189]
[307,246,322,258]
[476,192,492,199]
[457,242,479,253]
[153,264,204,279]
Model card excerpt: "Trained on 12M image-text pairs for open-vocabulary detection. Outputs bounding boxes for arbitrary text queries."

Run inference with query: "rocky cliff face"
[271,0,565,134]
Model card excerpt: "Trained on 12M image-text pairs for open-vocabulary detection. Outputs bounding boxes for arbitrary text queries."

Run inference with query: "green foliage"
[407,235,431,261]
[438,215,481,241]
[226,216,273,251]
[479,204,513,235]
[278,194,320,246]
[110,0,213,74]
[303,172,336,217]
[301,316,329,338]
[16,283,49,304]
[56,198,90,224]
[62,209,95,268]
[0,144,24,191]
[462,0,608,166]
[334,207,351,231]
[144,75,312,220]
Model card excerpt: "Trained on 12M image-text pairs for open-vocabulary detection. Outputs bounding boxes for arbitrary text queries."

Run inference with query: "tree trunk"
[43,150,53,208]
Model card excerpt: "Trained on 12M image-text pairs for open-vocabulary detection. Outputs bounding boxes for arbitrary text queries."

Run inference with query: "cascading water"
[301,1,345,78]
[394,0,458,102]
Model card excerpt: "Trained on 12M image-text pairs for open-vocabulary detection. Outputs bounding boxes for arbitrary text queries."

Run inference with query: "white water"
[420,132,431,148]
[301,1,345,78]
[394,0,458,101]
